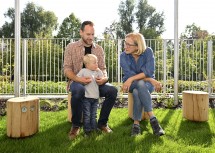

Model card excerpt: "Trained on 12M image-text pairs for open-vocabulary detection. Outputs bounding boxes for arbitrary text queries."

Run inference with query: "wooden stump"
[182,91,209,121]
[68,92,72,122]
[128,92,149,120]
[7,97,39,138]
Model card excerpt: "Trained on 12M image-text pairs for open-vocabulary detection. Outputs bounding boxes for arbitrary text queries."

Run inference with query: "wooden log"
[68,92,72,122]
[128,92,149,120]
[182,91,209,121]
[7,97,39,138]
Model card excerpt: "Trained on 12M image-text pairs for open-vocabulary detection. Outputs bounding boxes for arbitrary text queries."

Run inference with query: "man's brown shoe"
[68,127,80,140]
[98,125,113,133]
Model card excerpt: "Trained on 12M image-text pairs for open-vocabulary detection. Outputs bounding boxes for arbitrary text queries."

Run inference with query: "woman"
[120,33,165,137]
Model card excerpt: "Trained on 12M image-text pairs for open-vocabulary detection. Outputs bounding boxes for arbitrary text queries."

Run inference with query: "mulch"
[1,98,215,117]
[0,99,7,116]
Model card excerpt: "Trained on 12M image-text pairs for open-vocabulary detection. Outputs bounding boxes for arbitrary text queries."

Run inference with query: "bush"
[0,81,67,94]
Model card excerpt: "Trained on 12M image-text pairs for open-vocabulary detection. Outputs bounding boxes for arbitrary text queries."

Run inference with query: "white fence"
[0,38,214,98]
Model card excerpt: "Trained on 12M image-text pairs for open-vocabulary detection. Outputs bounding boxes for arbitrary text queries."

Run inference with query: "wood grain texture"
[182,91,209,121]
[128,92,149,120]
[7,97,39,138]
[67,93,72,122]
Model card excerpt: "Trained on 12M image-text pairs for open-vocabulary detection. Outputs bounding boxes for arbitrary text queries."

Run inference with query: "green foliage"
[25,39,65,81]
[180,23,209,39]
[97,39,119,82]
[39,99,67,111]
[117,0,135,38]
[56,13,81,41]
[0,81,67,94]
[0,38,15,77]
[26,81,67,94]
[161,79,209,93]
[156,94,182,108]
[0,76,10,82]
[105,0,165,39]
[178,39,208,80]
[40,99,53,110]
[0,80,14,94]
[0,2,58,38]
[137,0,165,39]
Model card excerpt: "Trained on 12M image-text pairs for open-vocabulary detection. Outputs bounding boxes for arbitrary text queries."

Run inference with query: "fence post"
[174,0,179,105]
[14,0,21,97]
[207,40,213,96]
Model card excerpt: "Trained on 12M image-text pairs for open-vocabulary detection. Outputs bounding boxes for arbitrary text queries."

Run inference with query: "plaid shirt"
[63,39,107,79]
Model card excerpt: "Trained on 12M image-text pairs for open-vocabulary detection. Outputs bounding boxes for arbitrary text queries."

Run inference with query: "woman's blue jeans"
[70,82,118,127]
[129,80,154,121]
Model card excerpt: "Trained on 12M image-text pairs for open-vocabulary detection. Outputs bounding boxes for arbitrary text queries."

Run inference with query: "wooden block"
[182,91,209,121]
[68,92,72,122]
[128,92,149,120]
[7,97,39,138]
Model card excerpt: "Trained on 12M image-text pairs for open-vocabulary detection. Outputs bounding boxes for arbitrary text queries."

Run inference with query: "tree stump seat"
[128,92,149,120]
[67,92,72,122]
[7,97,39,138]
[182,91,209,122]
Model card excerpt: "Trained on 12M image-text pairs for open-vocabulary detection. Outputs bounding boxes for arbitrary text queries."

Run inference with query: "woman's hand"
[150,79,162,92]
[122,78,133,93]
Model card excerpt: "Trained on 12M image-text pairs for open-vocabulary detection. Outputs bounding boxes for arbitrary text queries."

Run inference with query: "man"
[63,21,118,140]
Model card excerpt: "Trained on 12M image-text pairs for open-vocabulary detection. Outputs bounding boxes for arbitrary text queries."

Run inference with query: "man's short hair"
[80,21,94,31]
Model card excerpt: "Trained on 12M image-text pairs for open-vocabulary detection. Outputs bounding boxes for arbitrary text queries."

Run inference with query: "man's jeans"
[70,82,118,127]
[129,80,154,121]
[83,98,98,132]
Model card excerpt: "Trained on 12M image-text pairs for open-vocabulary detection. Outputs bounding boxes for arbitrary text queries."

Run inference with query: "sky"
[0,0,214,39]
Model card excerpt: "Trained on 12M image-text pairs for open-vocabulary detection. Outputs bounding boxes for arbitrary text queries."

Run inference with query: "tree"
[103,21,122,39]
[180,23,208,39]
[117,0,135,38]
[104,0,135,39]
[104,0,165,39]
[56,13,81,40]
[0,8,15,38]
[136,0,165,39]
[0,2,58,38]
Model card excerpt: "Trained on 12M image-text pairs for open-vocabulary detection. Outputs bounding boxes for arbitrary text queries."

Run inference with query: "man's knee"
[70,83,85,98]
[108,86,118,98]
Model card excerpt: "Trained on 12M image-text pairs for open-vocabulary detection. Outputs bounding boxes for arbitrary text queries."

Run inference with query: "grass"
[1,108,215,153]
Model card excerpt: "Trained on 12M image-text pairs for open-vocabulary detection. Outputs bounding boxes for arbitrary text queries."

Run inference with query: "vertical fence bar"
[207,40,213,96]
[23,39,27,96]
[1,39,4,93]
[163,40,167,94]
[117,39,122,94]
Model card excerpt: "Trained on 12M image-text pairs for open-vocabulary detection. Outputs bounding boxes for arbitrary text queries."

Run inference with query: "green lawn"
[1,108,215,153]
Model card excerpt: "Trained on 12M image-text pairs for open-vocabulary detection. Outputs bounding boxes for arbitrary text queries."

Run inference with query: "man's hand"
[78,76,92,85]
[95,77,107,85]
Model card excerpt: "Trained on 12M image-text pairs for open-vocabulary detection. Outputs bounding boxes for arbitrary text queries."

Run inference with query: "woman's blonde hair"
[125,33,147,55]
[83,54,97,65]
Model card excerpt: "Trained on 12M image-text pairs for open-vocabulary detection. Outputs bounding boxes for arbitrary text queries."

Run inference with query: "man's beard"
[82,38,93,46]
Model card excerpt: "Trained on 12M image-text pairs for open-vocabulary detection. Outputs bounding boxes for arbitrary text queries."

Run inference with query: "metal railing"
[0,38,214,98]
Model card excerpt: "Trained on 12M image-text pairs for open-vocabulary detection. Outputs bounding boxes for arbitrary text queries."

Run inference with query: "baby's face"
[86,59,98,71]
